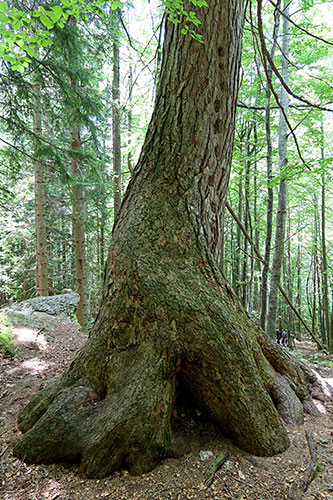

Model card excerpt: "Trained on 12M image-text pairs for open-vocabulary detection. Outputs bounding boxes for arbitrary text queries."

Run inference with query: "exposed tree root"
[13,266,325,478]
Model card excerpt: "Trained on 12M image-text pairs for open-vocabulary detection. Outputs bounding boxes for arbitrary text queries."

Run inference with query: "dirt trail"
[0,324,332,500]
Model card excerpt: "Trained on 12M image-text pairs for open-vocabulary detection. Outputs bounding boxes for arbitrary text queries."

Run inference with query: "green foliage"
[0,312,16,357]
[0,0,208,72]
[311,359,333,368]
[314,461,323,479]
[0,0,124,71]
[163,0,207,41]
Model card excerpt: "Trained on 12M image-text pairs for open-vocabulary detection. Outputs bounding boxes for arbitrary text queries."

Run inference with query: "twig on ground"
[323,485,333,491]
[36,328,45,338]
[0,446,9,458]
[232,475,254,488]
[0,390,8,400]
[204,452,229,488]
[300,431,318,492]
[245,455,269,470]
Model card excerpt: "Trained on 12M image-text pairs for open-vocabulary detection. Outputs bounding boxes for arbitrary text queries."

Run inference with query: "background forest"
[0,0,332,349]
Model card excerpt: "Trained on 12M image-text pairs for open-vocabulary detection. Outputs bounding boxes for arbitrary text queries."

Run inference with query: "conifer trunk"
[71,126,88,332]
[68,15,88,332]
[112,14,122,221]
[14,1,323,478]
[33,82,49,297]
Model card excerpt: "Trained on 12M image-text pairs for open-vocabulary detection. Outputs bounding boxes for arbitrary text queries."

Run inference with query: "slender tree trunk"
[14,1,326,479]
[112,15,122,222]
[329,309,333,354]
[320,121,331,351]
[312,197,319,339]
[234,157,243,297]
[252,121,260,313]
[71,126,88,332]
[100,212,105,283]
[260,4,281,330]
[266,0,290,338]
[241,126,251,308]
[127,63,134,176]
[296,215,302,340]
[286,209,294,335]
[33,82,49,297]
[67,15,88,332]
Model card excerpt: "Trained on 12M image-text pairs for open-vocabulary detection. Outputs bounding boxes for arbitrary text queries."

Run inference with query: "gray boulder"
[11,293,80,317]
[6,293,80,330]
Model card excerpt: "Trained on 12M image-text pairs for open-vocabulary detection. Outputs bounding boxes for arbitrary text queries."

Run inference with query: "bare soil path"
[1,324,332,500]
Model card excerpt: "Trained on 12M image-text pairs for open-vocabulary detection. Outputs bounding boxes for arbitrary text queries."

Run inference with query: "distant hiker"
[276,329,282,344]
[281,329,287,346]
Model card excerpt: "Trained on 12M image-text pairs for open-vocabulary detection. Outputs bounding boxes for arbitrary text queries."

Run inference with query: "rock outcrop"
[6,293,80,330]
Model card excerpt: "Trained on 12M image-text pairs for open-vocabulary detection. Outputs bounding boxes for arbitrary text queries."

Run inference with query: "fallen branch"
[204,452,229,488]
[300,430,318,492]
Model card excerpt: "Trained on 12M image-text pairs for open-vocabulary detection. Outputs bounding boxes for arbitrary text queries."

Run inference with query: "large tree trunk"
[14,1,323,479]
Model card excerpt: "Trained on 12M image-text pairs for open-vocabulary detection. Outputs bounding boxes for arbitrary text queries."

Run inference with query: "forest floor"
[0,321,332,500]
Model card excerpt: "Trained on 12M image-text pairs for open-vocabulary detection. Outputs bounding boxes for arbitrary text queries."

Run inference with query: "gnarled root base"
[13,264,323,478]
[14,345,176,478]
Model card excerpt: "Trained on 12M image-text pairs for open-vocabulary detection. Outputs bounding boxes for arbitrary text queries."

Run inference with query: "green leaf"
[3,54,15,62]
[15,10,26,18]
[49,5,63,22]
[40,38,51,47]
[11,18,21,29]
[0,1,8,13]
[21,18,31,28]
[40,14,54,29]
[52,5,62,13]
[26,46,34,57]
[111,0,123,9]
[91,5,105,15]
[0,12,6,22]
[12,63,25,72]
[16,38,25,49]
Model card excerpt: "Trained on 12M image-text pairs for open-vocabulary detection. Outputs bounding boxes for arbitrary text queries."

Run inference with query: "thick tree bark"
[14,1,324,478]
